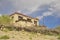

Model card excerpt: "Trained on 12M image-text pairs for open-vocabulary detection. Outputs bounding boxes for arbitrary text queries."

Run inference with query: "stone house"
[10,12,39,27]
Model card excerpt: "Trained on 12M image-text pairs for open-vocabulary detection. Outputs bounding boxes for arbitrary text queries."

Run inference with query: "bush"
[29,37,32,40]
[4,26,17,31]
[58,36,60,40]
[0,35,10,39]
[23,27,60,35]
[57,34,60,40]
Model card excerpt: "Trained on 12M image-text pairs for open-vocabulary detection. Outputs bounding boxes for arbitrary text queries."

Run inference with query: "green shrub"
[57,34,60,40]
[3,28,9,32]
[5,26,16,31]
[58,36,60,40]
[29,37,32,40]
[0,35,10,39]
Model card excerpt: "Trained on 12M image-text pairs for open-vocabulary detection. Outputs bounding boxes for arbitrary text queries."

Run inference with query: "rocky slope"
[0,30,59,40]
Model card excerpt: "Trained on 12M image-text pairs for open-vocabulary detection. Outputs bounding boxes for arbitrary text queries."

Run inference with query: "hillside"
[0,30,59,40]
[0,25,60,40]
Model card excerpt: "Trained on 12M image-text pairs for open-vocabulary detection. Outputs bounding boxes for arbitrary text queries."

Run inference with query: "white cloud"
[49,0,60,17]
[9,0,60,20]
[43,12,53,16]
[53,0,60,10]
[0,14,2,16]
[37,11,53,20]
[37,16,43,20]
[0,0,60,19]
[8,0,54,13]
[37,0,60,20]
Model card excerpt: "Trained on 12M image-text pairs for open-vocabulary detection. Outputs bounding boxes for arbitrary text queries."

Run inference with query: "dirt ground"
[0,30,58,40]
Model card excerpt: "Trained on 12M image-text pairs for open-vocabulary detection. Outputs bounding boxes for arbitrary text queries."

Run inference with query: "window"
[27,18,32,22]
[34,21,37,25]
[15,20,19,22]
[18,16,23,20]
[22,19,27,21]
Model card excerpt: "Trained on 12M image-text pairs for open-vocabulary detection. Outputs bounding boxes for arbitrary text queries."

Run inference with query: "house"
[10,12,39,27]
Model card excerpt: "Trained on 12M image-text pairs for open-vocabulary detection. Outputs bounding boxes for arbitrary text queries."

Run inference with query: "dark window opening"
[22,19,27,21]
[27,18,32,22]
[17,16,32,22]
[34,21,37,25]
[15,20,19,22]
[18,16,23,20]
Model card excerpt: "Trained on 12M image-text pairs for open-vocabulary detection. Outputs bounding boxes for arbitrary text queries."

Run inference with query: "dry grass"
[0,30,58,40]
[0,26,59,40]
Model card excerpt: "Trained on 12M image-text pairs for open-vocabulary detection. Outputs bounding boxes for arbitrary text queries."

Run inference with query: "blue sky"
[0,0,60,28]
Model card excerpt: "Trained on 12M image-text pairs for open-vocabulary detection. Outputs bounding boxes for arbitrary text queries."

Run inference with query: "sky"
[0,0,60,28]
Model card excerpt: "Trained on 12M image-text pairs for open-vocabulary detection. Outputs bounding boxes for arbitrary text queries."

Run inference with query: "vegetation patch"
[0,35,10,39]
[29,36,32,40]
[57,34,60,40]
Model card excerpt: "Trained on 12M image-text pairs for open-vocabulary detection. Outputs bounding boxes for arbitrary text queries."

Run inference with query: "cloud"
[8,0,54,13]
[52,0,60,11]
[0,0,60,19]
[43,12,53,16]
[48,0,60,17]
[37,16,43,20]
[36,0,60,20]
[0,14,2,16]
[37,11,53,20]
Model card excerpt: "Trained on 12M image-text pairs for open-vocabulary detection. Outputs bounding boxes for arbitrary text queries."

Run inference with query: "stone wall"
[10,13,39,27]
